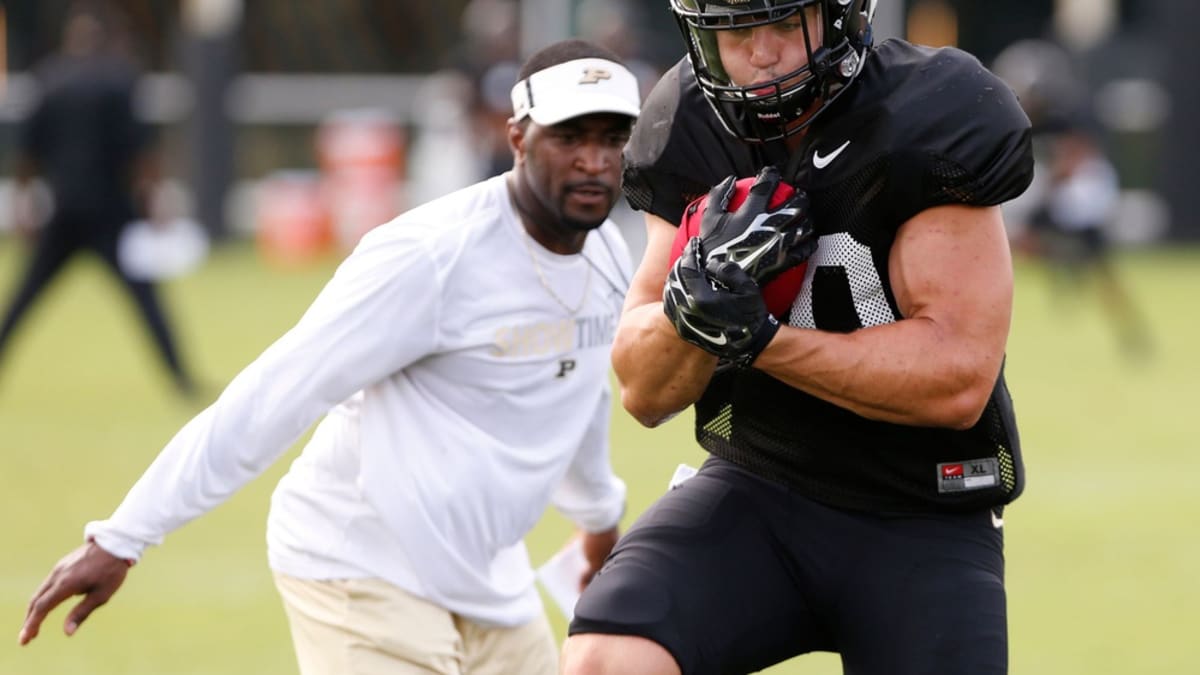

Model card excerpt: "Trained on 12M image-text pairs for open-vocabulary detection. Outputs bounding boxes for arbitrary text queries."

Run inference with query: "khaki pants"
[273,573,558,675]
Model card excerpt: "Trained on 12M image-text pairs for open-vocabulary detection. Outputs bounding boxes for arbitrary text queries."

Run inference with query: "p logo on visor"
[579,68,612,85]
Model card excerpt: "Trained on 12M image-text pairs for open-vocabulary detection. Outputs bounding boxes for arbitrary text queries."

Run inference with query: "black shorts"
[569,457,1008,675]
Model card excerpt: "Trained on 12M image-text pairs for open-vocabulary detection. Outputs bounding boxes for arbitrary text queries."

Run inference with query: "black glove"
[663,238,780,367]
[698,166,817,285]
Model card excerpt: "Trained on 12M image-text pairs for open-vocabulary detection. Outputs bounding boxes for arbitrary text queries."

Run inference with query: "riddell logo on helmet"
[579,68,612,85]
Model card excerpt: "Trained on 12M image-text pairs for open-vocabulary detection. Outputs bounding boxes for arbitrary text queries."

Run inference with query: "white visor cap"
[511,57,641,126]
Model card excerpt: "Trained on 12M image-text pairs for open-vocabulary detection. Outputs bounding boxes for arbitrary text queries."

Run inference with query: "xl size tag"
[937,458,999,493]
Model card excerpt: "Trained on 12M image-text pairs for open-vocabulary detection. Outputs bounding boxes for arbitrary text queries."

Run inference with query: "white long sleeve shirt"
[85,174,630,626]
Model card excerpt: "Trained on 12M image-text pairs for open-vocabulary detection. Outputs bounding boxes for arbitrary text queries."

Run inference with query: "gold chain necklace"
[520,230,592,316]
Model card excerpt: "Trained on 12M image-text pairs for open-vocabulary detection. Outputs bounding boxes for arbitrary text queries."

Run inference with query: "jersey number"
[788,232,897,329]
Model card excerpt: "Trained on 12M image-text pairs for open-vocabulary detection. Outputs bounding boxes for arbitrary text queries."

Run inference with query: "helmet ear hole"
[838,50,862,79]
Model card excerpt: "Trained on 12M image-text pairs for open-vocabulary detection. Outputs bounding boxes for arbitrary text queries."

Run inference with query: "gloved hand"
[663,238,779,368]
[697,166,817,285]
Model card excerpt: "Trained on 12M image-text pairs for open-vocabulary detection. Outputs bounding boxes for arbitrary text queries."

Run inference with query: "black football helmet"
[670,0,876,143]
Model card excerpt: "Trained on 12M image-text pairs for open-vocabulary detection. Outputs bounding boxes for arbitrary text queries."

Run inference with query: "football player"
[562,2,1034,674]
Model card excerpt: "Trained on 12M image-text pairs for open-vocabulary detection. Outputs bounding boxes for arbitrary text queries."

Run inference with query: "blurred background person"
[455,0,522,181]
[0,0,195,395]
[1023,119,1154,357]
[405,0,522,206]
[993,37,1154,359]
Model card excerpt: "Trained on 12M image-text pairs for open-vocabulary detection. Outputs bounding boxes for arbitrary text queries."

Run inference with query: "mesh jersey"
[624,40,1034,513]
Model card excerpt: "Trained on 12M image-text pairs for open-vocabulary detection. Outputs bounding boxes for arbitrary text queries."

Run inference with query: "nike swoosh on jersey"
[812,140,851,169]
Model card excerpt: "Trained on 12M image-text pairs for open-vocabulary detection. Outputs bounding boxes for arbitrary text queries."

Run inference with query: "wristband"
[732,313,780,368]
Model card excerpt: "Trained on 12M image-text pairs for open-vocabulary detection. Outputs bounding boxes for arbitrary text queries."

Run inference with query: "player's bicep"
[890,204,1013,357]
[622,212,678,313]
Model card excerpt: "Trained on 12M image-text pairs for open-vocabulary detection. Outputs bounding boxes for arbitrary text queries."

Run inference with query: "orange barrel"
[316,108,407,250]
[255,170,332,266]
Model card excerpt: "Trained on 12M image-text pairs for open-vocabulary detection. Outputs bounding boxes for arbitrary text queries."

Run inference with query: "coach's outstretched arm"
[611,212,718,427]
[17,226,440,645]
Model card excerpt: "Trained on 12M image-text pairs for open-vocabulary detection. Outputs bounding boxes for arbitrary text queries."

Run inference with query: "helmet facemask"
[671,0,875,143]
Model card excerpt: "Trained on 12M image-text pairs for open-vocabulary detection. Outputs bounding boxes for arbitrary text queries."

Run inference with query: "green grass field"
[1,240,1197,674]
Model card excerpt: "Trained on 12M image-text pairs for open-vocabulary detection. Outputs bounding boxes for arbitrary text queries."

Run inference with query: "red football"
[669,177,809,318]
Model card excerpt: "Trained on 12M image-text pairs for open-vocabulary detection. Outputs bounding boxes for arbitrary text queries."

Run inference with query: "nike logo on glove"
[678,312,728,346]
[813,140,851,169]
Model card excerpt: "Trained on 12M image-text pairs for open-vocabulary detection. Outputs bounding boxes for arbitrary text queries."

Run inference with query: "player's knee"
[560,634,680,675]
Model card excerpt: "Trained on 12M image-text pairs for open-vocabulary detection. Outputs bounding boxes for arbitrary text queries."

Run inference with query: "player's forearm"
[612,302,717,427]
[754,318,1005,429]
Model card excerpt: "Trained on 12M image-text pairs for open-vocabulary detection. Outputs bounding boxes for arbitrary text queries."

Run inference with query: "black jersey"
[624,40,1034,513]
